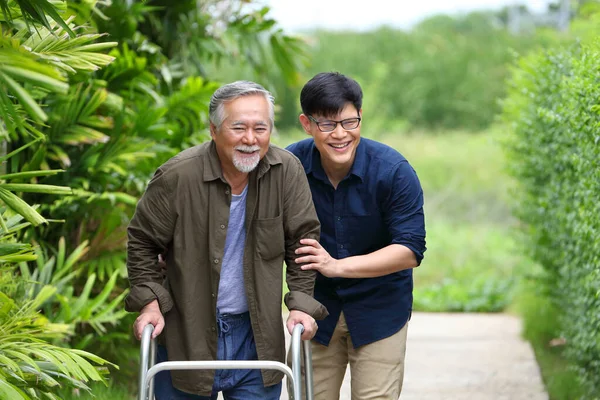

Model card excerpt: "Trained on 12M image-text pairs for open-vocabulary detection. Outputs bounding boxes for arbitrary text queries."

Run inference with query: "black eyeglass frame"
[307,115,362,132]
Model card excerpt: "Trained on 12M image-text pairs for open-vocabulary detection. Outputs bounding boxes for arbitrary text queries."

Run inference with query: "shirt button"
[211,326,216,332]
[214,258,219,264]
[211,293,215,298]
[220,224,225,229]
[340,244,344,249]
[225,190,230,195]
[337,216,341,221]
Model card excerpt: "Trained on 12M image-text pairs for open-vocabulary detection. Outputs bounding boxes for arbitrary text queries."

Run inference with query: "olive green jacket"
[125,141,328,396]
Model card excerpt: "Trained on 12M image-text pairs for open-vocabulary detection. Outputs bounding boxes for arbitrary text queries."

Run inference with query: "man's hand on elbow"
[133,299,164,340]
[294,238,342,278]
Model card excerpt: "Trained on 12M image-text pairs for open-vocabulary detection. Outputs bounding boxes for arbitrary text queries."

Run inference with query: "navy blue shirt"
[286,138,426,348]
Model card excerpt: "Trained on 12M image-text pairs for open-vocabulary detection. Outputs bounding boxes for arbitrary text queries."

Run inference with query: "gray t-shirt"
[216,185,249,314]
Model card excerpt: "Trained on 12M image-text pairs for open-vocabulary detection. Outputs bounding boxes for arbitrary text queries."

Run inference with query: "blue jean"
[154,311,282,400]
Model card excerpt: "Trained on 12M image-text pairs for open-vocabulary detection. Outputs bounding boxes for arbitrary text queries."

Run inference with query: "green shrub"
[516,271,585,400]
[503,40,600,398]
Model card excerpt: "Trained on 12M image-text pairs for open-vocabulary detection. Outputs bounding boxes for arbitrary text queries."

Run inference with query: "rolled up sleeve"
[282,158,329,320]
[385,161,427,265]
[125,168,176,313]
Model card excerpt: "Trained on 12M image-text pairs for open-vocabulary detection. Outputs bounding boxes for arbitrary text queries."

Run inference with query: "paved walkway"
[280,312,548,400]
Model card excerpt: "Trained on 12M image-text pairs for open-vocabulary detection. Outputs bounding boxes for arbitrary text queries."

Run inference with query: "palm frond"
[0,0,74,37]
[16,16,117,73]
[0,248,115,398]
[101,43,158,97]
[0,46,65,137]
[0,142,71,226]
[53,271,129,334]
[12,0,75,37]
[164,76,219,147]
[46,84,111,146]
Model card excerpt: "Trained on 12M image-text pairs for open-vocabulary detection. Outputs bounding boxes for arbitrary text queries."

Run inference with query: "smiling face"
[300,102,362,174]
[211,94,271,175]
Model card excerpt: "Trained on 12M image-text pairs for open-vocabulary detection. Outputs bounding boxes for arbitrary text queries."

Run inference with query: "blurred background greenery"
[1,0,599,399]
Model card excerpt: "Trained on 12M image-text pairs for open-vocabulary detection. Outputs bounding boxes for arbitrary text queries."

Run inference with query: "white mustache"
[235,145,260,153]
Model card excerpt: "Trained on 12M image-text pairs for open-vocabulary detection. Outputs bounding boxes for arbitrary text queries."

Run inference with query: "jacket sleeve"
[282,157,329,320]
[125,167,176,314]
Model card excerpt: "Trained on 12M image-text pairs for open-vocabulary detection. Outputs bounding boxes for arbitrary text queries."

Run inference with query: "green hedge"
[502,41,600,398]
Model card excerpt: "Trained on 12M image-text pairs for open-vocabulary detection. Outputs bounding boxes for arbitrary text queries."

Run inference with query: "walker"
[138,323,314,400]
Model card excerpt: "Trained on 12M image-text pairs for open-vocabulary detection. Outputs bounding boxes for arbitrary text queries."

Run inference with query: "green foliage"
[0,147,115,398]
[307,17,563,131]
[213,11,567,132]
[515,273,586,399]
[2,0,309,389]
[0,266,116,399]
[502,38,600,398]
[19,238,129,340]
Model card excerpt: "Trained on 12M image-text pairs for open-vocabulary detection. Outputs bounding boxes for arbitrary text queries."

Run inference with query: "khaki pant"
[288,312,408,400]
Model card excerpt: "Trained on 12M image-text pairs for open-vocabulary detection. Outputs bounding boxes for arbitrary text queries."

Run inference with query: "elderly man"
[125,80,328,399]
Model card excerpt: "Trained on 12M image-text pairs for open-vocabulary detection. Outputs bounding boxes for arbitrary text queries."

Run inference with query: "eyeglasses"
[308,115,361,133]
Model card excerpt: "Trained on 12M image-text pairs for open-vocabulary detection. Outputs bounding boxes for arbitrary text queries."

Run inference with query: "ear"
[210,123,217,140]
[358,108,363,118]
[299,114,312,136]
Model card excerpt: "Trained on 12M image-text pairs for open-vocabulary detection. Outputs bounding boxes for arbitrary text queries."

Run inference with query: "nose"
[242,129,257,145]
[330,124,346,139]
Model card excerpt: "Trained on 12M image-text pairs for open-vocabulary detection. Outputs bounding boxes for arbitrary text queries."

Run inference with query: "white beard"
[233,145,261,173]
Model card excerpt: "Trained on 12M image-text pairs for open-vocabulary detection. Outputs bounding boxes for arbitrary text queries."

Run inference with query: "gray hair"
[209,81,275,129]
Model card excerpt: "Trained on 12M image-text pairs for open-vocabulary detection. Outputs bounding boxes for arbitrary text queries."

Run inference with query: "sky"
[262,0,555,32]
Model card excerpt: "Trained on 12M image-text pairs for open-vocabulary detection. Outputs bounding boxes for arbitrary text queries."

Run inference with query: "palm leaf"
[0,71,47,123]
[0,170,63,181]
[0,187,46,226]
[17,17,117,73]
[1,65,68,93]
[0,243,29,256]
[164,76,218,147]
[12,0,75,38]
[0,138,42,163]
[0,47,68,134]
[46,84,111,146]
[0,269,115,397]
[0,183,72,194]
[0,379,28,400]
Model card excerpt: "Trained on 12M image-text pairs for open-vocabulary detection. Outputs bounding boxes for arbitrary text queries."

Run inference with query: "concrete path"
[279,312,548,400]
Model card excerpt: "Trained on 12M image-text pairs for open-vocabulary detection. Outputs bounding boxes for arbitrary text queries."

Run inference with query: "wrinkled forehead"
[222,96,271,121]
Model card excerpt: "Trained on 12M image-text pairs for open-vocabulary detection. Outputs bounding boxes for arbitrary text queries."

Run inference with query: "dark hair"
[300,72,363,117]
